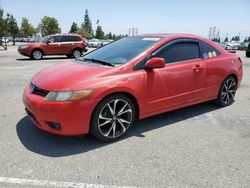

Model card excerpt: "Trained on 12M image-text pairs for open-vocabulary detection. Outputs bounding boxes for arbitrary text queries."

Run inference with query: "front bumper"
[18,48,30,57]
[22,85,99,136]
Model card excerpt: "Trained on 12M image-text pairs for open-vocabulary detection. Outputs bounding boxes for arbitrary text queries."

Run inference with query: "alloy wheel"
[73,50,81,58]
[33,50,42,60]
[98,99,133,139]
[221,78,236,105]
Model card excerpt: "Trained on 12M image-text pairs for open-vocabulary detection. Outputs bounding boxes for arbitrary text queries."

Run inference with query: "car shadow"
[16,102,220,157]
[16,57,74,61]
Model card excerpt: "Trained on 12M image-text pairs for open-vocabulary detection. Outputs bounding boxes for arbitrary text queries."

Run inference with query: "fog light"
[45,121,61,130]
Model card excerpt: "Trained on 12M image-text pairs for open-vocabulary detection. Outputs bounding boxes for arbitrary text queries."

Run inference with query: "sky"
[1,0,250,40]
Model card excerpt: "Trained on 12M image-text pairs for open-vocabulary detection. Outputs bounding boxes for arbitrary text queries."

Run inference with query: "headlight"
[19,45,27,49]
[44,89,93,102]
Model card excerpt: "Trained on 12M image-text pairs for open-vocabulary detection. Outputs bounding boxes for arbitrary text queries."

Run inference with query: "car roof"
[50,33,81,37]
[135,33,202,39]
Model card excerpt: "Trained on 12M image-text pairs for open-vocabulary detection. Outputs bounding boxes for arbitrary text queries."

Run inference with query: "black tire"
[90,94,136,142]
[31,49,43,60]
[72,49,82,58]
[216,76,237,107]
[246,51,250,58]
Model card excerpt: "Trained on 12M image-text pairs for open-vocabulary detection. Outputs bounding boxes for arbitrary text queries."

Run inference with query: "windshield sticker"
[142,37,161,41]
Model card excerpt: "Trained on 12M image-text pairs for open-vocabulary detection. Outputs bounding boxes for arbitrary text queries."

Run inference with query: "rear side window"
[201,41,221,58]
[155,42,200,63]
[62,36,81,42]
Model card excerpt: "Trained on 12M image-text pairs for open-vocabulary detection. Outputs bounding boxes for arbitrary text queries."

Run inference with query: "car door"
[60,36,74,55]
[144,39,207,113]
[44,36,64,55]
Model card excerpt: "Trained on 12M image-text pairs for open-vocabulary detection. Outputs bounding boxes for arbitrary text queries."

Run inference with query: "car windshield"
[41,36,49,42]
[80,36,162,65]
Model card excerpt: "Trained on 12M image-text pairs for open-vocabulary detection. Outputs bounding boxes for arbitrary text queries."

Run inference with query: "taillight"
[238,57,242,64]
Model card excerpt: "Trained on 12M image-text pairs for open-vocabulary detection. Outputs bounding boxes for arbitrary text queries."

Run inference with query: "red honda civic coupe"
[23,34,243,141]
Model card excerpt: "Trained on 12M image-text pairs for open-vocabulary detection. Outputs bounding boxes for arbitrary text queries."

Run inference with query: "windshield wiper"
[82,58,115,67]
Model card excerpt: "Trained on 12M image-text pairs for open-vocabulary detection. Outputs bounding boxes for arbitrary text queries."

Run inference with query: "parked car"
[18,34,87,60]
[101,39,114,46]
[225,41,241,50]
[88,39,102,48]
[1,37,9,43]
[246,43,250,57]
[23,34,243,141]
[238,42,249,51]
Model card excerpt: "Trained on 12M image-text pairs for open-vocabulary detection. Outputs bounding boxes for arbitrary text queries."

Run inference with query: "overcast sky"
[1,0,250,40]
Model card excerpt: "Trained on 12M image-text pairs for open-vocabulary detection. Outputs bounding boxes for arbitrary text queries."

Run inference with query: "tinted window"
[201,41,221,58]
[50,36,61,43]
[62,36,81,42]
[155,42,200,63]
[72,36,81,41]
[82,37,162,65]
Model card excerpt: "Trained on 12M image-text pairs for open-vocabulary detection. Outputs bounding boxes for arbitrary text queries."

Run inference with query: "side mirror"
[145,57,165,69]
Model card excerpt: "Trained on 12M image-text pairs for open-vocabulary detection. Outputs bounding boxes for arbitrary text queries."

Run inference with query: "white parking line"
[0,177,137,188]
[0,66,27,69]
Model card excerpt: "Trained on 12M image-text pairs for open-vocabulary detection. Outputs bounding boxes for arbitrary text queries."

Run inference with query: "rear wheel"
[246,51,250,58]
[91,94,136,142]
[216,76,237,107]
[72,49,82,58]
[31,50,43,60]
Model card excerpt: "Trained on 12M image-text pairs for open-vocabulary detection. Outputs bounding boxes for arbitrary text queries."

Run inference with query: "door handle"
[193,64,203,72]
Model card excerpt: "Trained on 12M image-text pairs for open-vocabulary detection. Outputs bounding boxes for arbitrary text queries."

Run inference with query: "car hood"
[31,60,114,91]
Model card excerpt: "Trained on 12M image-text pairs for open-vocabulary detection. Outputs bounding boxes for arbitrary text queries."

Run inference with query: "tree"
[81,9,93,37]
[105,32,113,39]
[69,22,78,33]
[234,36,240,41]
[95,25,105,39]
[6,13,19,45]
[38,16,61,36]
[0,7,7,38]
[224,36,228,42]
[20,17,36,37]
[78,25,92,39]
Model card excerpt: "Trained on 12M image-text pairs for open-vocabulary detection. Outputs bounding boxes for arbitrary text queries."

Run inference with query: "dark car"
[18,34,87,60]
[246,43,250,57]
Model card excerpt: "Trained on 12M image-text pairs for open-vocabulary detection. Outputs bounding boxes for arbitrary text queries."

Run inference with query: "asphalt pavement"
[0,45,250,188]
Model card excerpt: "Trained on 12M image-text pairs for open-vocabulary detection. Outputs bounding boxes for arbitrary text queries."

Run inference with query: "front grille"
[30,83,49,97]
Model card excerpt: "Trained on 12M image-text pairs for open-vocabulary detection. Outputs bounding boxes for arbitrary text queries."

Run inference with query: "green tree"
[81,9,93,37]
[95,25,105,39]
[105,32,113,39]
[38,16,61,36]
[0,7,7,38]
[78,25,92,39]
[69,22,78,33]
[224,36,228,42]
[6,13,19,45]
[20,17,36,37]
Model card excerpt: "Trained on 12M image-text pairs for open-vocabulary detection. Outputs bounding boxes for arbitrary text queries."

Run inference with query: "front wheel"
[31,50,43,60]
[90,94,136,142]
[216,76,237,107]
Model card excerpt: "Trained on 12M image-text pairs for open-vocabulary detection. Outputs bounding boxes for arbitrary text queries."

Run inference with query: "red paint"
[23,34,243,136]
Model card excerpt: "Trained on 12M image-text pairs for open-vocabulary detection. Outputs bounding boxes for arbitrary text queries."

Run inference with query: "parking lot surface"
[0,45,250,187]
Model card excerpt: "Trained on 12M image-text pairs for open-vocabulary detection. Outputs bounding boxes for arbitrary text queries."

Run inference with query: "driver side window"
[49,36,61,43]
[154,42,200,64]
